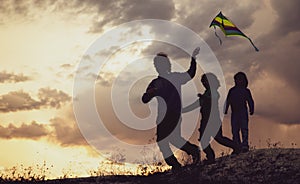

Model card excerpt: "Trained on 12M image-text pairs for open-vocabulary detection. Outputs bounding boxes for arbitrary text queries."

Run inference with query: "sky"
[0,0,300,179]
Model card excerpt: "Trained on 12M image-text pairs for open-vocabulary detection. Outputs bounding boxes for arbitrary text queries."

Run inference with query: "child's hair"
[201,73,220,90]
[234,72,248,88]
[153,52,171,74]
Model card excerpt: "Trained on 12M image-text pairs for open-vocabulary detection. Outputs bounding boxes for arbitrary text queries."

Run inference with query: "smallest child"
[224,72,254,153]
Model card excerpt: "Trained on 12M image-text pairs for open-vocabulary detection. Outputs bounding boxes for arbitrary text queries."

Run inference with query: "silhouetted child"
[182,73,240,164]
[224,72,254,153]
[142,48,200,170]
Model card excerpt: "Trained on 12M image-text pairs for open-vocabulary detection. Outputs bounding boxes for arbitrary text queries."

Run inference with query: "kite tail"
[247,37,259,52]
[214,26,222,45]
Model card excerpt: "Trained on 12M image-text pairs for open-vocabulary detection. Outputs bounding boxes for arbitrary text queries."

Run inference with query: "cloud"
[84,0,300,125]
[257,0,300,92]
[270,0,300,37]
[0,88,71,113]
[1,0,299,143]
[60,63,73,70]
[136,1,262,63]
[141,39,191,61]
[175,0,260,35]
[95,72,114,87]
[0,121,48,139]
[87,0,176,33]
[50,117,87,146]
[0,0,30,17]
[38,88,71,109]
[218,0,300,124]
[167,0,300,124]
[92,0,300,125]
[0,112,86,145]
[0,104,86,145]
[250,71,300,124]
[1,0,176,33]
[0,90,40,112]
[0,71,31,83]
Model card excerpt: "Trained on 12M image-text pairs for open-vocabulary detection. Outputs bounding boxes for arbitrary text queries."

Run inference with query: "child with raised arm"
[183,73,240,164]
[142,47,201,170]
[224,72,254,153]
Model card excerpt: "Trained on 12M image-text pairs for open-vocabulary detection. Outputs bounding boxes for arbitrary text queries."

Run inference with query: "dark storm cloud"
[189,2,261,60]
[175,0,300,124]
[261,0,300,91]
[270,0,300,37]
[0,71,31,83]
[88,0,299,124]
[86,0,299,124]
[236,0,300,124]
[176,0,260,35]
[1,0,176,32]
[87,0,176,33]
[133,1,300,124]
[0,121,48,139]
[139,1,261,63]
[0,88,71,113]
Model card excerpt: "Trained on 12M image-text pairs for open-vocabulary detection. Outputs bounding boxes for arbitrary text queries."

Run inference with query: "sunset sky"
[0,0,299,179]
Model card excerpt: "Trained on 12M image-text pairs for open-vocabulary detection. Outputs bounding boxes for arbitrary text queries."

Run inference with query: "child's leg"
[241,118,249,151]
[156,116,182,168]
[157,138,181,168]
[170,127,200,164]
[203,144,215,162]
[214,127,240,153]
[199,120,215,162]
[231,114,241,145]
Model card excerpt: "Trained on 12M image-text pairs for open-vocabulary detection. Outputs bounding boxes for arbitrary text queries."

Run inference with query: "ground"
[1,148,299,184]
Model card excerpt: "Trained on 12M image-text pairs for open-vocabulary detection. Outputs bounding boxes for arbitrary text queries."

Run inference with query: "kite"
[209,11,259,52]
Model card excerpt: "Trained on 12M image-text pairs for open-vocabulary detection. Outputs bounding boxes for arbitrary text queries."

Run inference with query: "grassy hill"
[2,148,299,184]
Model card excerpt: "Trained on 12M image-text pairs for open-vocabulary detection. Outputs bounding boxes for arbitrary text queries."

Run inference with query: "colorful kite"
[210,11,259,52]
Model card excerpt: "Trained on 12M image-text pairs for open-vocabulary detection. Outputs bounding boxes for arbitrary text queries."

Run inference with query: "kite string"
[214,26,222,45]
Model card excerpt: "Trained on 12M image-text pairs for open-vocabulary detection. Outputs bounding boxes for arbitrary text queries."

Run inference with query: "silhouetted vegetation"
[0,161,52,182]
[0,143,299,183]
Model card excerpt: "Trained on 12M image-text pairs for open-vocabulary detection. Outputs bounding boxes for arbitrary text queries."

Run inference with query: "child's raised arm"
[182,99,200,113]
